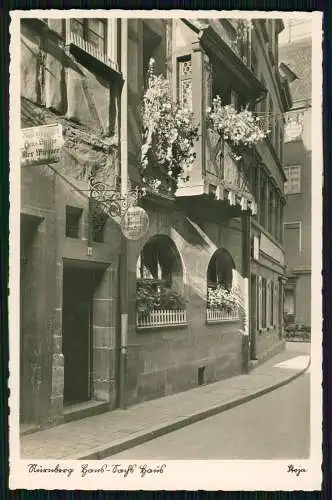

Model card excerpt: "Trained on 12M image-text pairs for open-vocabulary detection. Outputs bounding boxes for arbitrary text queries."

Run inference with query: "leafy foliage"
[207,285,239,311]
[136,280,186,315]
[206,95,268,155]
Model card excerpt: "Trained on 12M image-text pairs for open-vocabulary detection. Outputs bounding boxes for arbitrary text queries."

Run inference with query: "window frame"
[284,165,302,194]
[70,18,107,55]
[65,205,83,239]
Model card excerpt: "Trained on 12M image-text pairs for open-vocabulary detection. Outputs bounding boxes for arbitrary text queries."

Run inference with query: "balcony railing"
[206,307,240,323]
[136,309,187,329]
[66,32,119,72]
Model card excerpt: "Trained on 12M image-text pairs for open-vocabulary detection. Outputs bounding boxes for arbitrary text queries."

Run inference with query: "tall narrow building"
[279,25,312,327]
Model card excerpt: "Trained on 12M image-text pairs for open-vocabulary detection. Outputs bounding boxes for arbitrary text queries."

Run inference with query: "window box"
[206,307,239,324]
[136,309,187,329]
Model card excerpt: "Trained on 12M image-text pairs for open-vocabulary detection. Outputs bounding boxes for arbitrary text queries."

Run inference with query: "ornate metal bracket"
[88,175,141,219]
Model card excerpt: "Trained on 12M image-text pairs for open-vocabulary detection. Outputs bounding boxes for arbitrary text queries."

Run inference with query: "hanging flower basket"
[206,96,268,159]
[140,59,199,195]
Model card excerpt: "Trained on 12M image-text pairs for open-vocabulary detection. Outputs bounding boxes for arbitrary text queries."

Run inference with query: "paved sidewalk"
[20,343,310,460]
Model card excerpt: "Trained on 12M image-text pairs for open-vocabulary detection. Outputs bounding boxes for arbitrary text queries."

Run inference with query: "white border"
[9,10,323,491]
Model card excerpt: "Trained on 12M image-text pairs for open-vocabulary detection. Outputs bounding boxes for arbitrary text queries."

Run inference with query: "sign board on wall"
[21,124,64,167]
[259,232,284,266]
[121,206,149,240]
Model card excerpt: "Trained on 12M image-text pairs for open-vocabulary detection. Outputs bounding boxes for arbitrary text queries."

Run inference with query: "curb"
[74,360,310,460]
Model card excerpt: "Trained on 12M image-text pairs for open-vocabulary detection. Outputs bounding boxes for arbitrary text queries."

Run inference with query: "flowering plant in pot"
[140,59,199,195]
[206,95,268,160]
[136,280,186,315]
[207,285,238,312]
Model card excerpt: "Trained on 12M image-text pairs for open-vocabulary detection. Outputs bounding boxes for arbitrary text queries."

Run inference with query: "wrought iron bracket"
[88,175,141,218]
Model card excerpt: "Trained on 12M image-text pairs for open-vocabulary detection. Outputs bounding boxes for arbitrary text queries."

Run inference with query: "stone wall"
[125,201,244,406]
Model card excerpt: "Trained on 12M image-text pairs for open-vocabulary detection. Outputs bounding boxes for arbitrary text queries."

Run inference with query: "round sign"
[120,206,149,240]
[284,120,303,141]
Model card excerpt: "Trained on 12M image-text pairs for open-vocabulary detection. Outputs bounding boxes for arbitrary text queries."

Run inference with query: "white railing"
[136,309,187,329]
[206,308,239,323]
[67,32,119,72]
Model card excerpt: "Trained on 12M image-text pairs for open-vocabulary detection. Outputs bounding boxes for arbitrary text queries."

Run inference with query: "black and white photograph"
[9,10,323,491]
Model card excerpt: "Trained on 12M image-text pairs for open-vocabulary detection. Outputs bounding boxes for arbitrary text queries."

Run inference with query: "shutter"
[258,276,262,330]
[203,56,213,110]
[275,281,279,326]
[178,57,192,111]
[266,280,270,328]
[273,281,276,326]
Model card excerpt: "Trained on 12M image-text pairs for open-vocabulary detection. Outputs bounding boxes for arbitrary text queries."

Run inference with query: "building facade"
[279,32,312,327]
[20,16,290,431]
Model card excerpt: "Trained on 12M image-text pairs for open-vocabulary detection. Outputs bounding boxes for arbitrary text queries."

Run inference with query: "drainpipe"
[119,18,128,409]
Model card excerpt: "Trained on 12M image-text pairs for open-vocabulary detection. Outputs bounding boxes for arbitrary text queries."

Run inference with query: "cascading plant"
[140,59,199,195]
[206,95,268,160]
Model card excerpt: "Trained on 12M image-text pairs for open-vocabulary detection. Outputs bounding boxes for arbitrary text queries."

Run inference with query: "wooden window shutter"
[258,276,262,330]
[268,281,271,327]
[275,281,279,326]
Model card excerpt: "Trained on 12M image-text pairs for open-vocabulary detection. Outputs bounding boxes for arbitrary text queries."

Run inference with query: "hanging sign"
[21,124,64,167]
[120,206,149,240]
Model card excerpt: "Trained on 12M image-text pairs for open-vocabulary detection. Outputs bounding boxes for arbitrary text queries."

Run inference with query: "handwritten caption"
[287,464,307,477]
[27,463,167,479]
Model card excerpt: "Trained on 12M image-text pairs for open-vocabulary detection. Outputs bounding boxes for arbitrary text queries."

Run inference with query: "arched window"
[206,248,239,322]
[136,235,182,286]
[207,248,235,291]
[136,236,186,327]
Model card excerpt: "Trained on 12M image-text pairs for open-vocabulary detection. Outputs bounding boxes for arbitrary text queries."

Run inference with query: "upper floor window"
[70,18,107,55]
[178,57,192,111]
[65,205,83,239]
[268,185,274,235]
[259,168,267,227]
[284,165,301,194]
[143,23,163,87]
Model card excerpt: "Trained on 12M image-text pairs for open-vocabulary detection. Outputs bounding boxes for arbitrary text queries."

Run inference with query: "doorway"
[62,266,97,406]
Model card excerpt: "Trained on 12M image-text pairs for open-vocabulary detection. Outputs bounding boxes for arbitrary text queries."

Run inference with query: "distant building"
[19,17,291,431]
[279,33,312,326]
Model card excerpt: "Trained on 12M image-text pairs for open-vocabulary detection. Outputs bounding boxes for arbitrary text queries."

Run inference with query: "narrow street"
[109,358,310,460]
